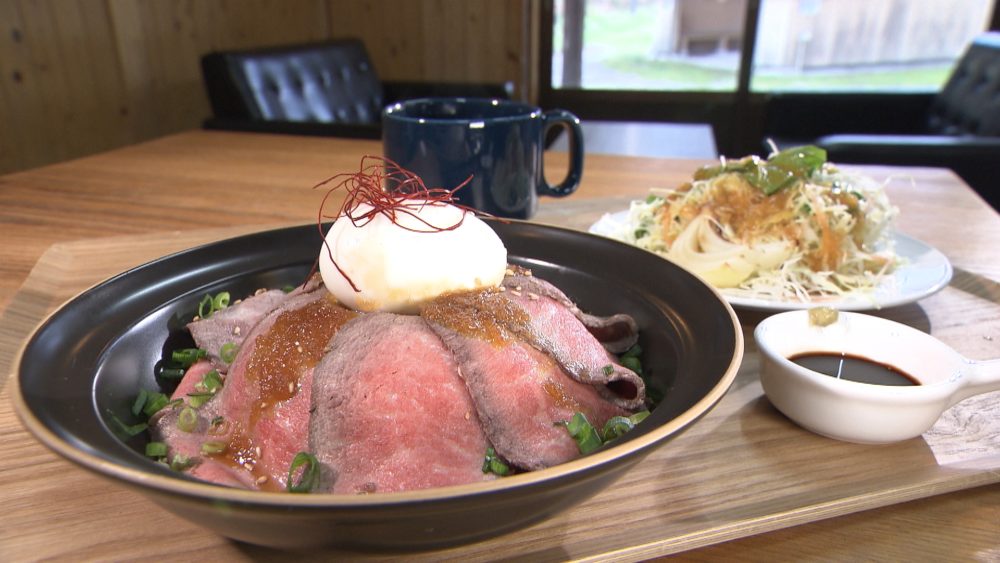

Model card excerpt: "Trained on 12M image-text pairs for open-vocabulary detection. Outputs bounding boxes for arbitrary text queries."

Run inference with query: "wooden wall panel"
[106,0,332,145]
[0,0,130,174]
[326,0,528,95]
[0,0,531,177]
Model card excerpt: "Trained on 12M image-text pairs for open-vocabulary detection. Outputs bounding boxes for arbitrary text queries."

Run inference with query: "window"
[751,0,994,92]
[549,0,994,94]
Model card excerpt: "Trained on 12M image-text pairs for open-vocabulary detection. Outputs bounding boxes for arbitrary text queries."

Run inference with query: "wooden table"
[1,130,998,561]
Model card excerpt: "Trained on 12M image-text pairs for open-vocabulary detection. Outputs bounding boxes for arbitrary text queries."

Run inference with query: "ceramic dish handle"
[950,358,1000,405]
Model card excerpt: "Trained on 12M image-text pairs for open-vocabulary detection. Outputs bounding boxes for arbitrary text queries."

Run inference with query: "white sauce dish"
[755,310,1000,444]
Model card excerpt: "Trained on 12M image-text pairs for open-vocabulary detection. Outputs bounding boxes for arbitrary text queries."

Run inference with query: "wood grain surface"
[1,130,998,561]
[0,0,529,176]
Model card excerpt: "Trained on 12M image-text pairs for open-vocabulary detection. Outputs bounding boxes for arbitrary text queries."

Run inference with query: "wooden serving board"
[2,215,999,562]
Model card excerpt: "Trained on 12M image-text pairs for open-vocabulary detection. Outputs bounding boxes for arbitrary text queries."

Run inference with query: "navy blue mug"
[382,98,585,219]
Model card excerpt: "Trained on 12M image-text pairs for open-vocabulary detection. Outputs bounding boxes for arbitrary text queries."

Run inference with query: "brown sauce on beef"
[421,289,531,346]
[543,379,581,412]
[206,295,355,490]
[246,296,355,422]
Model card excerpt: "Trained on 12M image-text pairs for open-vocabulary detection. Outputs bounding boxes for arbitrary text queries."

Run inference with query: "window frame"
[536,0,999,155]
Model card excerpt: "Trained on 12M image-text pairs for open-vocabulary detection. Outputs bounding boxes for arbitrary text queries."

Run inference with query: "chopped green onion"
[198,291,231,319]
[220,342,238,364]
[622,344,642,358]
[186,392,212,408]
[202,369,223,392]
[645,194,663,204]
[282,285,296,293]
[201,441,226,455]
[169,454,194,471]
[562,410,652,453]
[171,348,206,367]
[157,365,186,380]
[563,412,603,454]
[482,447,511,476]
[177,406,198,432]
[601,411,651,442]
[188,369,223,407]
[633,228,648,239]
[602,364,614,376]
[601,416,635,441]
[131,389,149,417]
[621,355,642,375]
[107,410,148,437]
[287,452,320,493]
[145,441,168,458]
[198,295,212,317]
[142,392,171,417]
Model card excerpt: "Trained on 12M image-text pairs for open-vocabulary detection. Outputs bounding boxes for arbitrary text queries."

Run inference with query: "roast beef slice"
[156,289,352,491]
[186,276,325,374]
[310,313,492,494]
[503,270,639,354]
[428,318,629,471]
[502,285,646,410]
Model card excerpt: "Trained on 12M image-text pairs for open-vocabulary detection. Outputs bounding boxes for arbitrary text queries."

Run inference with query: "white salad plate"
[589,210,953,312]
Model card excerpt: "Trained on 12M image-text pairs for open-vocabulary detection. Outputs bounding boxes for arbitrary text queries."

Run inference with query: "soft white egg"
[319,202,507,313]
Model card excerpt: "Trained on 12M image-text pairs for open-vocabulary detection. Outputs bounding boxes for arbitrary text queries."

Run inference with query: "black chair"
[764,32,1000,210]
[201,39,513,139]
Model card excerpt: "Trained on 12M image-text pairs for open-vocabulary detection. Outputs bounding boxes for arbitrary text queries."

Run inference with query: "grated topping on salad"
[608,146,900,303]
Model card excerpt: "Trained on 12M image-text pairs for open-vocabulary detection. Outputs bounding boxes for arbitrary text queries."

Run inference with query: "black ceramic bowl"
[13,221,742,550]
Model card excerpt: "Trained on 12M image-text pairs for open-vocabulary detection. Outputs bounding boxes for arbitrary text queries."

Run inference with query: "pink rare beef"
[310,313,493,494]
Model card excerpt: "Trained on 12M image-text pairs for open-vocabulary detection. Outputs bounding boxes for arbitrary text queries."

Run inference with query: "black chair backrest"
[928,32,1000,136]
[201,39,384,125]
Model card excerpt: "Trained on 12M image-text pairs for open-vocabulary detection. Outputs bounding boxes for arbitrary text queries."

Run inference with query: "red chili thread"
[313,155,486,293]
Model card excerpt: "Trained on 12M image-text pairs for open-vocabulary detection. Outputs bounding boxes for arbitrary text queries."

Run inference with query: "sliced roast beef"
[502,270,639,354]
[502,284,645,410]
[152,288,355,490]
[422,290,631,470]
[187,276,324,373]
[151,390,255,488]
[310,313,492,494]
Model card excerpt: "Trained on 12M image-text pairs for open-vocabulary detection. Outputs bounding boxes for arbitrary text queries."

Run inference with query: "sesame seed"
[255,446,262,457]
[234,326,241,335]
[256,476,268,485]
[511,290,522,297]
[528,292,539,300]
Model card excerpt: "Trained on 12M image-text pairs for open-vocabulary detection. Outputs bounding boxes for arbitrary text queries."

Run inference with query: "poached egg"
[319,202,507,313]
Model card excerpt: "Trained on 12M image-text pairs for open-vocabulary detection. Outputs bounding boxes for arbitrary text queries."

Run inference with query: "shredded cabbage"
[608,148,900,303]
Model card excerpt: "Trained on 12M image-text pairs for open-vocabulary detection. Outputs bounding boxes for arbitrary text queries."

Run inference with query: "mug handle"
[539,110,584,197]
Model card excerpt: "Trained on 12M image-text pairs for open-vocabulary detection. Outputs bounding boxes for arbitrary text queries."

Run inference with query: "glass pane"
[551,0,747,91]
[750,0,994,92]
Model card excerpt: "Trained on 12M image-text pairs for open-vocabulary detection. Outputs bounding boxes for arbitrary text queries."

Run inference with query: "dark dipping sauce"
[789,352,920,387]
